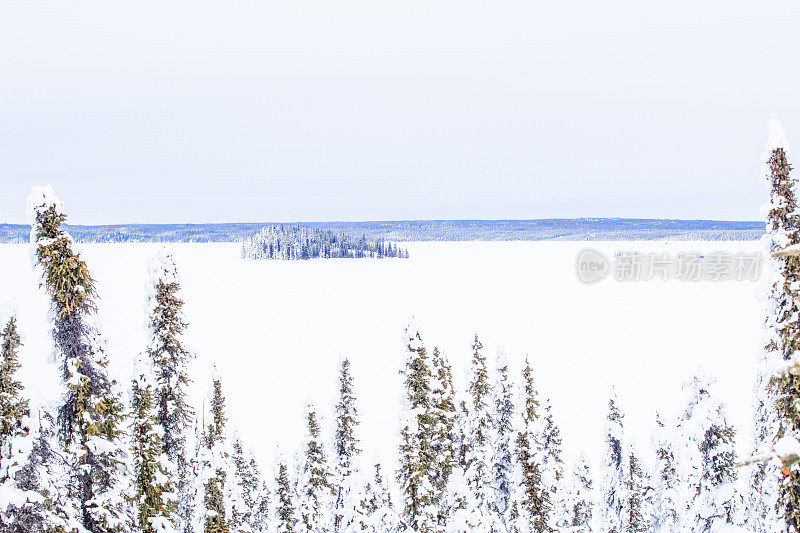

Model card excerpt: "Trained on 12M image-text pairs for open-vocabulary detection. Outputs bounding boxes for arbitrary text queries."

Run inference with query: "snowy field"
[0,240,764,478]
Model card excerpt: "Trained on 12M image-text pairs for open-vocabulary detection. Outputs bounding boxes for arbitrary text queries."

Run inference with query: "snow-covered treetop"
[404,317,424,351]
[25,185,65,224]
[147,248,180,289]
[765,118,792,157]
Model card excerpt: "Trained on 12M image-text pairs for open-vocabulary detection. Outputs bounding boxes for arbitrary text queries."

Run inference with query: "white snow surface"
[0,240,764,479]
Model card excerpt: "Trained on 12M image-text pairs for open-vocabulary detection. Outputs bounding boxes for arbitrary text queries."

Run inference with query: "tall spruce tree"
[756,118,796,531]
[451,335,503,531]
[296,404,333,532]
[129,358,177,533]
[231,436,268,532]
[650,412,680,533]
[508,358,551,533]
[429,346,457,525]
[678,371,738,532]
[623,450,649,533]
[538,399,566,529]
[276,462,298,533]
[146,250,196,532]
[491,354,514,525]
[396,322,437,532]
[332,358,361,532]
[566,454,593,532]
[197,374,231,533]
[0,315,67,531]
[598,392,626,533]
[27,185,131,532]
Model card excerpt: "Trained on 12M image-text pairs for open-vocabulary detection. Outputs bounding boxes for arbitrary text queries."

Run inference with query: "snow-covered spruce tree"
[145,250,196,532]
[623,449,649,533]
[275,462,298,533]
[678,371,738,532]
[491,354,514,526]
[332,358,361,532]
[196,374,232,533]
[756,118,796,531]
[538,399,567,529]
[450,335,504,531]
[0,315,67,531]
[27,185,131,532]
[128,358,177,533]
[358,462,404,531]
[566,454,593,532]
[597,392,626,533]
[231,436,269,532]
[429,346,457,525]
[296,404,334,532]
[508,358,551,533]
[396,323,437,532]
[650,412,680,533]
[0,315,27,443]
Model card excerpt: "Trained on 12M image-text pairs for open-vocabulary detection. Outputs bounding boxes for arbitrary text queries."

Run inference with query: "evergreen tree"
[296,405,333,532]
[129,359,177,533]
[276,462,298,533]
[197,374,231,533]
[358,462,404,531]
[332,358,361,532]
[27,185,131,532]
[491,354,514,525]
[450,335,503,531]
[231,436,268,532]
[0,316,27,443]
[598,392,626,533]
[650,412,680,533]
[508,358,551,533]
[678,371,738,532]
[756,118,795,531]
[623,450,649,533]
[429,346,457,525]
[396,322,437,531]
[566,454,593,532]
[539,399,566,529]
[0,315,67,531]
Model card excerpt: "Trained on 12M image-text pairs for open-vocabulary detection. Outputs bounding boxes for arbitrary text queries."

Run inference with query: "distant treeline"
[241,224,409,260]
[0,219,764,244]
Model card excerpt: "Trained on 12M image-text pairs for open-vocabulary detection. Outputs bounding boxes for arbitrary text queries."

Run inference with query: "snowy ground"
[0,240,764,480]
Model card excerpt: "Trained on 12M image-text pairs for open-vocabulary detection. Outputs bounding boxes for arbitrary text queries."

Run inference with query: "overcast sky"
[1,0,799,224]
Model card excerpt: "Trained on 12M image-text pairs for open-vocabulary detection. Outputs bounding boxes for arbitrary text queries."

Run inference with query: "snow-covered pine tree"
[508,357,551,533]
[451,335,504,531]
[196,374,232,533]
[296,404,334,532]
[332,358,361,532]
[678,372,739,532]
[429,346,457,525]
[276,462,298,533]
[129,357,177,533]
[623,449,649,533]
[755,118,796,531]
[650,412,680,533]
[598,391,626,533]
[0,314,67,531]
[566,454,593,532]
[27,185,131,532]
[491,354,514,526]
[145,250,196,532]
[539,399,567,529]
[396,322,437,532]
[358,462,404,531]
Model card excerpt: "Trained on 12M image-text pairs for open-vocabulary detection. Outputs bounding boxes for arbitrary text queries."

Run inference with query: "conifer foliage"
[296,404,333,532]
[28,185,131,532]
[332,358,361,532]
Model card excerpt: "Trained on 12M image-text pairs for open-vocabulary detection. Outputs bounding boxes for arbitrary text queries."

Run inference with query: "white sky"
[1,0,799,224]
